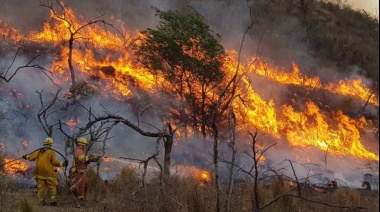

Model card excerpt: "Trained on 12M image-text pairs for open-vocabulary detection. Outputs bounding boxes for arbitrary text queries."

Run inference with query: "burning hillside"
[0,0,378,189]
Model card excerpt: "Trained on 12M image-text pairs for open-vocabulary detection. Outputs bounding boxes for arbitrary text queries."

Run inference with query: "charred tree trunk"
[68,35,75,85]
[212,121,220,212]
[201,84,207,140]
[225,109,237,212]
[163,123,174,179]
[250,131,260,212]
[40,0,117,87]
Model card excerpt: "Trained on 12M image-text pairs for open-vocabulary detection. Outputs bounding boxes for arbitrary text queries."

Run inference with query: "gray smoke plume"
[0,0,378,189]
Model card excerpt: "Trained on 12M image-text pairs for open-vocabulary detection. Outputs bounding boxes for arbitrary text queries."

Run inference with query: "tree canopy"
[135,7,227,138]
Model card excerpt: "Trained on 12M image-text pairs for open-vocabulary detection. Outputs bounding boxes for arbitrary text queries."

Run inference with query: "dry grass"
[20,198,33,212]
[0,1,378,212]
[1,167,378,212]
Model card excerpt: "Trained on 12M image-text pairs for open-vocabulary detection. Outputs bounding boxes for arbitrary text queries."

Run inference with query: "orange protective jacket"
[26,147,63,180]
[72,146,90,173]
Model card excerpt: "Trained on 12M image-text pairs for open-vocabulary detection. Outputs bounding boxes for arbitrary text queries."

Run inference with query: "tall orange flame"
[0,5,378,164]
[249,60,378,106]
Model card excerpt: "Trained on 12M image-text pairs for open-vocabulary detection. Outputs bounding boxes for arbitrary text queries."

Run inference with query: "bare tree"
[120,151,161,188]
[323,140,333,168]
[57,105,176,180]
[225,101,237,212]
[234,129,368,212]
[0,44,50,83]
[39,0,123,86]
[208,1,257,211]
[244,130,277,212]
[36,88,62,137]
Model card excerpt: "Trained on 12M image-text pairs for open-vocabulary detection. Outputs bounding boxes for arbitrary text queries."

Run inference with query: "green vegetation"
[252,0,379,87]
[135,6,227,139]
[301,1,379,83]
[0,1,378,212]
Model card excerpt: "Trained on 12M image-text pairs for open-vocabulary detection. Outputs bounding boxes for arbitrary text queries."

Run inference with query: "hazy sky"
[347,0,379,18]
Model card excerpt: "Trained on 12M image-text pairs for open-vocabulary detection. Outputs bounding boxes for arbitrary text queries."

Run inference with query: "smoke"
[0,0,378,188]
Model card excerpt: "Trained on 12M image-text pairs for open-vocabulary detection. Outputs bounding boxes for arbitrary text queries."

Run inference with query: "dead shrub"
[104,167,141,211]
[85,168,108,202]
[108,167,140,192]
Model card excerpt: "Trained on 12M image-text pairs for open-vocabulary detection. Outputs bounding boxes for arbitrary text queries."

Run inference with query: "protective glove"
[89,154,100,162]
[22,155,28,160]
[62,160,69,167]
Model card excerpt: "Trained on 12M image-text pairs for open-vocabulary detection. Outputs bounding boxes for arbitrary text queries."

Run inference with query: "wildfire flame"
[249,61,378,106]
[3,158,29,175]
[101,157,212,185]
[193,169,212,186]
[103,157,114,163]
[66,117,79,131]
[0,19,23,43]
[174,165,212,186]
[0,4,378,166]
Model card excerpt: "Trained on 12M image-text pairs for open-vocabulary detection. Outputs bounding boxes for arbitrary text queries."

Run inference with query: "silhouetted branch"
[0,45,51,83]
[120,152,160,188]
[36,88,62,137]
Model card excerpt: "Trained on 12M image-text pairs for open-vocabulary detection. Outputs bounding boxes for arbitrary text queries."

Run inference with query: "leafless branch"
[36,88,62,137]
[120,152,160,188]
[39,0,130,85]
[0,99,28,120]
[359,91,374,115]
[289,160,301,196]
[0,45,52,83]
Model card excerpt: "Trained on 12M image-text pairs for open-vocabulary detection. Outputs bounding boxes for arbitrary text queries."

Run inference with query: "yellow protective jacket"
[26,147,63,180]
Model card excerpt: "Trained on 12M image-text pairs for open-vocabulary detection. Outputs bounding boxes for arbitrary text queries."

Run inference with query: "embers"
[310,180,338,193]
[327,180,337,189]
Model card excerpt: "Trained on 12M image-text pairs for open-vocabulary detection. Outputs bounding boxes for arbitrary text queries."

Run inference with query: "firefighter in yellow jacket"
[22,137,68,206]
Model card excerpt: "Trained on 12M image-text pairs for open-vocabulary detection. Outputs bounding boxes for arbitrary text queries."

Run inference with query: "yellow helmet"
[77,137,88,146]
[43,137,54,145]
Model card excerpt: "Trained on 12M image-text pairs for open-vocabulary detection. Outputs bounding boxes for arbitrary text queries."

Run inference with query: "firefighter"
[22,137,68,206]
[69,137,100,201]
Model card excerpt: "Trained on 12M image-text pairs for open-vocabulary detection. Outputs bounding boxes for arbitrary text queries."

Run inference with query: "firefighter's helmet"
[77,137,88,146]
[43,137,54,145]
